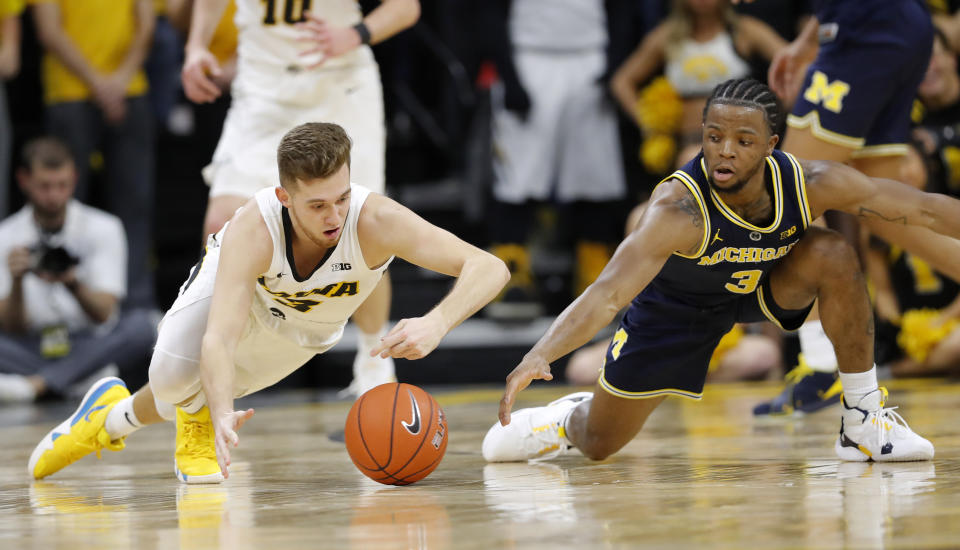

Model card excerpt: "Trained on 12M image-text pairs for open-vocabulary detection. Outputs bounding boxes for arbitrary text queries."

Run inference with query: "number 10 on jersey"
[262,0,312,25]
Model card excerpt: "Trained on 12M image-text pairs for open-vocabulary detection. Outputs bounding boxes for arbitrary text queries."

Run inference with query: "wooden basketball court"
[3,378,959,549]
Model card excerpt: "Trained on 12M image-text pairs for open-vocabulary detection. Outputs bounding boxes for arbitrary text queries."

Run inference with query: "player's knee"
[579,436,619,461]
[806,229,859,279]
[148,350,200,404]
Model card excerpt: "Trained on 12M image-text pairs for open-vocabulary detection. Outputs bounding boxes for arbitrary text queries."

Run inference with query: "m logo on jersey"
[803,71,850,113]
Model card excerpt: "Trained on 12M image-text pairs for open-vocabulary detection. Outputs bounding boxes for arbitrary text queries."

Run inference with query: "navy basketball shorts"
[788,0,933,156]
[598,279,813,400]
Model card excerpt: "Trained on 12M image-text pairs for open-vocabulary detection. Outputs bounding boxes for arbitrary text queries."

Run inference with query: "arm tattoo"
[676,196,704,228]
[858,207,907,225]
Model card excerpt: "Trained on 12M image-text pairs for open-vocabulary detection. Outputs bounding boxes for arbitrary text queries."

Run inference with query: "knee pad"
[148,348,203,406]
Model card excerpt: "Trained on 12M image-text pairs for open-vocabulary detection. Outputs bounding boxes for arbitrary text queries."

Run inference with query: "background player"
[29,122,509,483]
[181,0,420,398]
[483,79,960,466]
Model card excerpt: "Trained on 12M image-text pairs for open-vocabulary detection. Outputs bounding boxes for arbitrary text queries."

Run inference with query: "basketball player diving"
[28,122,509,484]
[484,78,960,465]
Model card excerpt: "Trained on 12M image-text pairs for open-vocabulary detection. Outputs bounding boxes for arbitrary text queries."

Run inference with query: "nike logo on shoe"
[401,390,421,435]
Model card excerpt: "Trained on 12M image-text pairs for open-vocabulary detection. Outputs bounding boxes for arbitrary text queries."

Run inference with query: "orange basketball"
[344,382,448,485]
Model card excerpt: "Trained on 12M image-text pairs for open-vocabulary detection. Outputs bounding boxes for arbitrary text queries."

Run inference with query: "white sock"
[357,326,388,353]
[839,366,878,406]
[105,396,143,440]
[798,320,838,372]
[153,393,176,421]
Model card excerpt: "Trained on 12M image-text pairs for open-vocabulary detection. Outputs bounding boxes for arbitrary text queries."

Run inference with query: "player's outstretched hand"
[371,316,445,360]
[498,354,553,426]
[182,47,224,104]
[213,408,255,479]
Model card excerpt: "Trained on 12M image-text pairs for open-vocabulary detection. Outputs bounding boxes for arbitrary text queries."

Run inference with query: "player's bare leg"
[203,194,248,238]
[342,272,396,397]
[566,391,666,460]
[767,226,933,460]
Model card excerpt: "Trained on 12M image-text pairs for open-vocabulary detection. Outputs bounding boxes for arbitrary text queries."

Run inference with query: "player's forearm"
[199,333,238,417]
[428,254,509,333]
[865,221,960,284]
[922,193,960,241]
[528,285,622,365]
[364,0,420,45]
[185,0,230,51]
[115,0,156,84]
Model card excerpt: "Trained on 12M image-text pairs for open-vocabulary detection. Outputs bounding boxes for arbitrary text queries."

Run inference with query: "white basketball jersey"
[250,184,391,349]
[169,183,390,352]
[233,0,376,102]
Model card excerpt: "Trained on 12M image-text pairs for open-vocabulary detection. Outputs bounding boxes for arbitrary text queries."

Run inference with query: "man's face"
[277,163,352,249]
[20,163,76,219]
[702,103,778,194]
[918,37,959,106]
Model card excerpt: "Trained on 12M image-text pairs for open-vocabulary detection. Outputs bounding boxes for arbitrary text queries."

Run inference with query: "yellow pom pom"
[640,134,677,174]
[897,309,959,363]
[634,77,683,135]
[708,325,744,372]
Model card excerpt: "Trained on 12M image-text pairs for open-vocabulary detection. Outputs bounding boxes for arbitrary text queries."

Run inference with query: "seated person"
[867,143,960,377]
[0,137,155,403]
[610,0,786,170]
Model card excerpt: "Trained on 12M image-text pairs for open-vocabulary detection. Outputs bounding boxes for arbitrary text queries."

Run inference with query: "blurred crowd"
[1,0,960,404]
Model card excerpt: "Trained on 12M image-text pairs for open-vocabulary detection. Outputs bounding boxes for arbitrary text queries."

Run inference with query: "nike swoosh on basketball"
[401,390,421,435]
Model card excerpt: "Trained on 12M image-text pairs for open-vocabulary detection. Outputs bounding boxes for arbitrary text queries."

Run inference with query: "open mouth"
[324,227,341,239]
[713,166,735,183]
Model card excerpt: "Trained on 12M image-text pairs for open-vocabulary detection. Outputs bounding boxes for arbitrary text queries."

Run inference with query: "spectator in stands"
[32,0,157,309]
[483,0,628,320]
[0,137,155,403]
[0,0,22,219]
[867,142,960,377]
[610,0,786,171]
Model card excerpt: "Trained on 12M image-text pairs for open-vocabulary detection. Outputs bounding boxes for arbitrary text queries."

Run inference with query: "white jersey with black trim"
[233,0,376,101]
[250,184,391,350]
[168,183,390,352]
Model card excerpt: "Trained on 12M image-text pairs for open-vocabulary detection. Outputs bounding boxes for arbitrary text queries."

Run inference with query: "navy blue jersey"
[641,150,812,309]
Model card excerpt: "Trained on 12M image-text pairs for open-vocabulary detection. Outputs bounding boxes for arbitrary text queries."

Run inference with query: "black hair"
[703,78,785,137]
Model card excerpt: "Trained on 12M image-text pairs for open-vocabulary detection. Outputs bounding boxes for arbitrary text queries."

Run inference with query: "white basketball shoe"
[482,392,592,462]
[835,387,934,462]
[339,350,397,399]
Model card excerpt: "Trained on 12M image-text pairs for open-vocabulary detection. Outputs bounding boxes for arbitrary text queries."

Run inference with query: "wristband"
[353,21,372,45]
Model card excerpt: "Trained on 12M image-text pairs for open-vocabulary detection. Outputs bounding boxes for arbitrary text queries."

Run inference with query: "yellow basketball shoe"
[28,376,130,479]
[175,406,224,484]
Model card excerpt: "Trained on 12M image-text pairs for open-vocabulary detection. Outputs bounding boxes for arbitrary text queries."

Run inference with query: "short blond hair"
[277,122,352,189]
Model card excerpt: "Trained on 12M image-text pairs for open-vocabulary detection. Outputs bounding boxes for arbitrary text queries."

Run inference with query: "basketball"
[344,382,448,485]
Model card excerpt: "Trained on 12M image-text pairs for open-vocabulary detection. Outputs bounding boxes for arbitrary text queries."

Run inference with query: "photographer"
[0,137,154,403]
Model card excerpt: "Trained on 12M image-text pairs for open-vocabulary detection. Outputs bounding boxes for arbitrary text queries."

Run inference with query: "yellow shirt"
[0,0,24,18]
[209,1,237,64]
[35,0,149,104]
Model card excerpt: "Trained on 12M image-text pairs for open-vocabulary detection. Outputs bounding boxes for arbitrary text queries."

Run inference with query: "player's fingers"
[298,46,324,57]
[303,11,327,25]
[234,408,255,430]
[371,331,405,357]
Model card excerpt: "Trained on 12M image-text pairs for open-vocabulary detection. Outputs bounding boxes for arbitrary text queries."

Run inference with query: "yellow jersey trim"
[756,285,787,331]
[787,111,865,149]
[850,144,910,158]
[784,152,812,229]
[656,170,711,259]
[599,369,703,401]
[701,157,784,232]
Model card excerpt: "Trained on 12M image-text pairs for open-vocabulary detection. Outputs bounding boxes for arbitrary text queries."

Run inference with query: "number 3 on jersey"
[725,269,762,294]
[262,0,311,25]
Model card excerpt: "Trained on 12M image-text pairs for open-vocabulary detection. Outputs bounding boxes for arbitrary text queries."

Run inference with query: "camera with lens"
[31,242,80,275]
